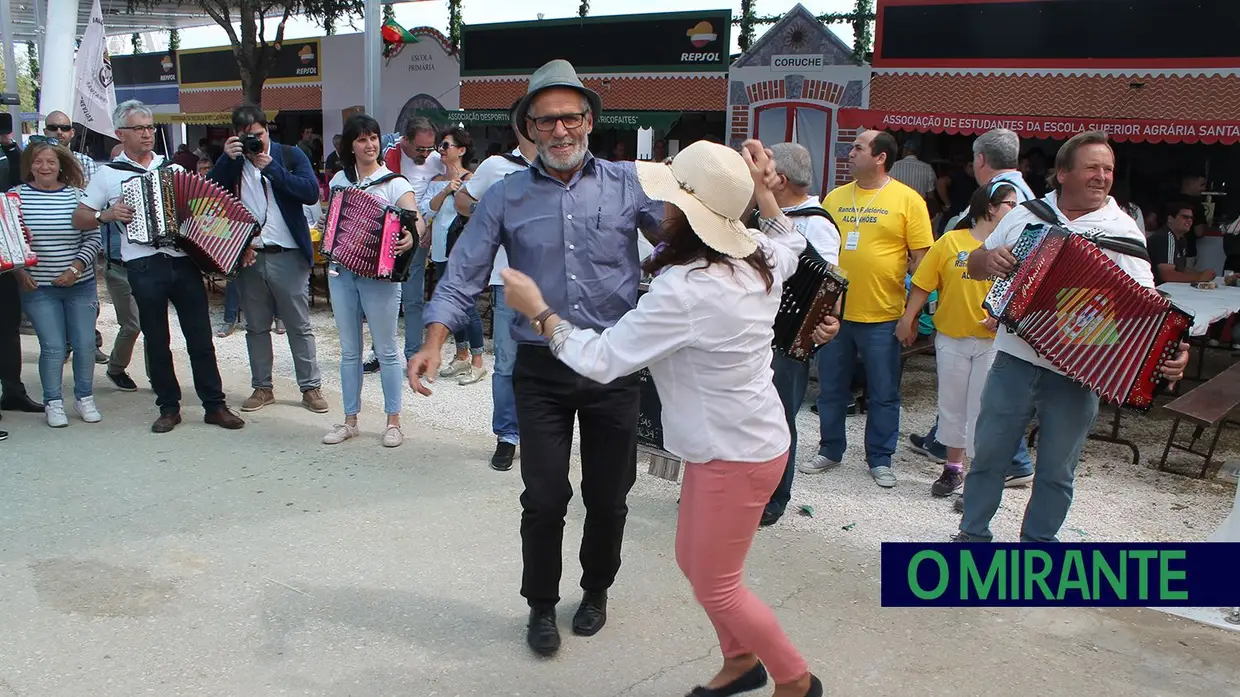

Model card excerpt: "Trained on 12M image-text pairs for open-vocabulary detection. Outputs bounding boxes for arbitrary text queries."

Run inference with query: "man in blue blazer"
[209,104,328,414]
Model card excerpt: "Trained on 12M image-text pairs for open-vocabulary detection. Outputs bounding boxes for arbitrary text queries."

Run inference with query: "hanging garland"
[738,0,755,52]
[448,0,463,53]
[26,41,39,110]
[169,28,180,52]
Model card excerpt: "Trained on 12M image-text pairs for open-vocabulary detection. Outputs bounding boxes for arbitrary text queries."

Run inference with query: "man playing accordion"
[959,130,1189,543]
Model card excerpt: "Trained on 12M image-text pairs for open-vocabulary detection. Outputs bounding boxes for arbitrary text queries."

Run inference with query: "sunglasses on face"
[437,141,460,151]
[411,146,435,154]
[44,124,72,132]
[27,135,56,145]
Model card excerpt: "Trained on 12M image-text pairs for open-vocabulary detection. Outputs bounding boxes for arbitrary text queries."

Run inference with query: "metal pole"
[39,0,80,120]
[0,0,22,135]
[363,0,381,117]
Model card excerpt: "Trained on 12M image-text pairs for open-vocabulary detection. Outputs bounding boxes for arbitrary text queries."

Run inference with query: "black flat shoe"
[526,606,560,657]
[491,441,515,471]
[1,394,44,413]
[572,590,607,636]
[760,509,782,527]
[687,661,768,696]
[804,674,823,696]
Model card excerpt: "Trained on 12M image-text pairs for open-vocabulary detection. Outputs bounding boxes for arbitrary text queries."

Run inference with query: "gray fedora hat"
[512,59,602,140]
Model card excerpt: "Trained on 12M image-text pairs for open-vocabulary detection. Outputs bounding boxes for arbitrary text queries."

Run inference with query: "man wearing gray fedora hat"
[412,58,663,657]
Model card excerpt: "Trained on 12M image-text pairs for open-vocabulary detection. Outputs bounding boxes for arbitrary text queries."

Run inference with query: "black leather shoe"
[526,606,560,657]
[572,590,607,636]
[1,394,44,413]
[760,509,782,527]
[687,661,768,696]
[491,441,516,471]
[804,674,823,697]
[152,413,182,433]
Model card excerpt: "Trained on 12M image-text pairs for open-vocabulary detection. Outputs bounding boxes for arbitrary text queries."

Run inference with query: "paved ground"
[4,313,1240,696]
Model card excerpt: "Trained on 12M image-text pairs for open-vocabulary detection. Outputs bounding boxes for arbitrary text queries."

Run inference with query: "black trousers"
[125,254,226,415]
[512,344,641,608]
[0,272,31,400]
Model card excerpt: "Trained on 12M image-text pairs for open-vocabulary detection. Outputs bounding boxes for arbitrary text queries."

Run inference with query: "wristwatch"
[93,209,103,223]
[531,307,556,336]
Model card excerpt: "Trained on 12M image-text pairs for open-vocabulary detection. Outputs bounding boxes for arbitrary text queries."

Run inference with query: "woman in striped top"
[12,140,102,428]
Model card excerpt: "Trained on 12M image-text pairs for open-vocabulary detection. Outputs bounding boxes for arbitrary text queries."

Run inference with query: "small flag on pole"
[72,0,118,136]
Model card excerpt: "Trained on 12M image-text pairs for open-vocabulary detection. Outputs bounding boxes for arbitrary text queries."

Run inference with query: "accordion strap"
[1019,200,1151,265]
[105,160,168,175]
[352,172,405,191]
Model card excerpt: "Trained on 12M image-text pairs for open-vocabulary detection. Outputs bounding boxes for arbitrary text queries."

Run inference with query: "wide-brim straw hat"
[634,141,758,259]
[513,59,602,140]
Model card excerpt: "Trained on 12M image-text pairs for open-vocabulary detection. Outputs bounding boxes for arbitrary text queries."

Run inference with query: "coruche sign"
[771,54,824,71]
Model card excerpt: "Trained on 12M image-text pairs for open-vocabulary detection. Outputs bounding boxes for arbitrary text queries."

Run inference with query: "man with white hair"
[762,142,841,526]
[73,100,245,434]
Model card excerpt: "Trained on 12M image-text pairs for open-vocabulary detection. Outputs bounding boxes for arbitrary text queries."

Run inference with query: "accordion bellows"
[773,250,848,361]
[122,170,259,276]
[321,186,415,282]
[0,191,37,273]
[984,224,1191,411]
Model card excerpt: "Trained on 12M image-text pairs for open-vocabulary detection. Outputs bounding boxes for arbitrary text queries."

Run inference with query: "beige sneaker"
[381,425,404,448]
[458,365,488,385]
[322,423,359,445]
[439,359,469,378]
[241,388,275,412]
[301,388,329,413]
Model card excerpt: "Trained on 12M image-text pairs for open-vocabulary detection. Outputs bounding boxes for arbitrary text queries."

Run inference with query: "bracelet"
[530,307,556,336]
[68,266,82,277]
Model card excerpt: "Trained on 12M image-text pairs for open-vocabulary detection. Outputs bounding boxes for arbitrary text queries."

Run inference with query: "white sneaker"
[439,359,469,378]
[45,400,68,428]
[797,454,841,475]
[74,396,102,423]
[322,423,359,445]
[458,365,488,385]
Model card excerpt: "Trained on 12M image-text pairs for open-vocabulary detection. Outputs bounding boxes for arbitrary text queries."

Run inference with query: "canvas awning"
[838,108,1240,145]
[416,109,682,131]
[154,111,280,125]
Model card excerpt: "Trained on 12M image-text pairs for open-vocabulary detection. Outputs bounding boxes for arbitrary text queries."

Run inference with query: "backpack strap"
[1020,199,1151,264]
[499,152,530,168]
[105,160,166,175]
[785,206,838,229]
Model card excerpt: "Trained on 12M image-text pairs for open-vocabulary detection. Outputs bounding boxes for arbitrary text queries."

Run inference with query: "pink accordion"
[321,186,416,282]
[0,191,37,273]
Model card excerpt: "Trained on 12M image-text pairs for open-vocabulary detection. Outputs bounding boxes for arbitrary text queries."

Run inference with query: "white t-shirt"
[784,196,842,264]
[241,146,298,250]
[328,165,415,208]
[984,192,1155,376]
[398,149,444,203]
[81,152,186,262]
[464,149,531,286]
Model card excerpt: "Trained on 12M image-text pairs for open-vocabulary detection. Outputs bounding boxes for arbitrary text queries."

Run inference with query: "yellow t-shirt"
[823,179,933,322]
[910,228,996,340]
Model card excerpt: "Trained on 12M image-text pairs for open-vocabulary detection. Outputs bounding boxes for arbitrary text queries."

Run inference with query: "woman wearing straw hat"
[502,139,829,697]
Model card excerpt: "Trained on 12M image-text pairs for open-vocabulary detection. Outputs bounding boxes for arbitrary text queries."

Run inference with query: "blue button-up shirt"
[424,152,663,344]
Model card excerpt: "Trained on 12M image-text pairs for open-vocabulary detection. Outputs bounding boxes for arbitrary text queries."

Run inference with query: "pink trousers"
[676,453,809,684]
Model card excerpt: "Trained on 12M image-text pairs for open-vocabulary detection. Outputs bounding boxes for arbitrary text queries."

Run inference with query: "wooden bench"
[1157,361,1240,479]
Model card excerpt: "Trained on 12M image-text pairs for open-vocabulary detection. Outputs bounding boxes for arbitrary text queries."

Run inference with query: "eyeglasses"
[527,112,587,132]
[437,141,459,151]
[44,124,72,132]
[118,125,157,133]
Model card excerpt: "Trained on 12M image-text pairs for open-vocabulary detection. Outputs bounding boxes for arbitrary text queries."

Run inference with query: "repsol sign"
[681,52,721,62]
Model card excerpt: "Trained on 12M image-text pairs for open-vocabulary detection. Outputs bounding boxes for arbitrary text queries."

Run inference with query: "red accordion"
[983,224,1191,411]
[0,191,37,273]
[122,169,259,276]
[322,186,416,282]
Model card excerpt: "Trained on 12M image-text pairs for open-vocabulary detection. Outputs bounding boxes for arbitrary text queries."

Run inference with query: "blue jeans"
[491,285,519,445]
[434,261,483,355]
[960,352,1100,542]
[21,279,98,403]
[223,280,241,324]
[329,267,403,416]
[925,419,1033,476]
[768,352,810,516]
[401,246,429,359]
[815,319,901,468]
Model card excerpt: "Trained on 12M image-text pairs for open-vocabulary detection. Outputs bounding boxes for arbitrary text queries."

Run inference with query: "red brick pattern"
[870,72,1240,121]
[745,79,787,104]
[730,105,750,140]
[802,79,844,104]
[461,75,728,111]
[181,85,322,114]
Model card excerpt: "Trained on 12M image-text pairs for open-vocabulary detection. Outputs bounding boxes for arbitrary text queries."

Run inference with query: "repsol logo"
[681,52,720,62]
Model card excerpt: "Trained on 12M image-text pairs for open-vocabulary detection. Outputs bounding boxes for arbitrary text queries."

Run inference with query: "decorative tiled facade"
[181,85,323,114]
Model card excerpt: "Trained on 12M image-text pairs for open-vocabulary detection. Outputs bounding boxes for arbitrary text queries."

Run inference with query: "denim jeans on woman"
[329,267,403,416]
[960,352,1100,542]
[434,261,483,355]
[490,285,519,445]
[21,278,99,403]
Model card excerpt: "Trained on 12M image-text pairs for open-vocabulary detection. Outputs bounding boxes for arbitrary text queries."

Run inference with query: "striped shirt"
[18,184,100,286]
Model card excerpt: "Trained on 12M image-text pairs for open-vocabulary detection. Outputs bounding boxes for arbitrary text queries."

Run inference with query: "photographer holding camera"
[208,104,328,415]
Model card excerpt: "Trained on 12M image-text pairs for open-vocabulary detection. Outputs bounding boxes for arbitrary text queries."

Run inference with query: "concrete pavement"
[3,346,1240,697]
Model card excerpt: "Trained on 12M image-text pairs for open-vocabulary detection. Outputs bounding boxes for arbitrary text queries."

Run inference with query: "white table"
[1157,278,1240,337]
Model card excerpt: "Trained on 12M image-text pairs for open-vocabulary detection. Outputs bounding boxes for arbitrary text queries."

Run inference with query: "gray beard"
[538,138,588,172]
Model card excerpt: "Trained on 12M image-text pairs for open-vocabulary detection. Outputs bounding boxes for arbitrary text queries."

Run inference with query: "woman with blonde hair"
[13,139,102,427]
[502,140,828,697]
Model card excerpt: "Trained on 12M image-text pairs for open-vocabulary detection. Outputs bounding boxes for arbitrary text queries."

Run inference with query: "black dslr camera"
[241,133,264,154]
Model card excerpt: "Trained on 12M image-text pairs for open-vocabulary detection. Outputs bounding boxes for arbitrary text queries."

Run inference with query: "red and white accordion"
[0,191,37,273]
[322,186,416,282]
[772,249,848,362]
[983,223,1191,411]
[121,169,259,276]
